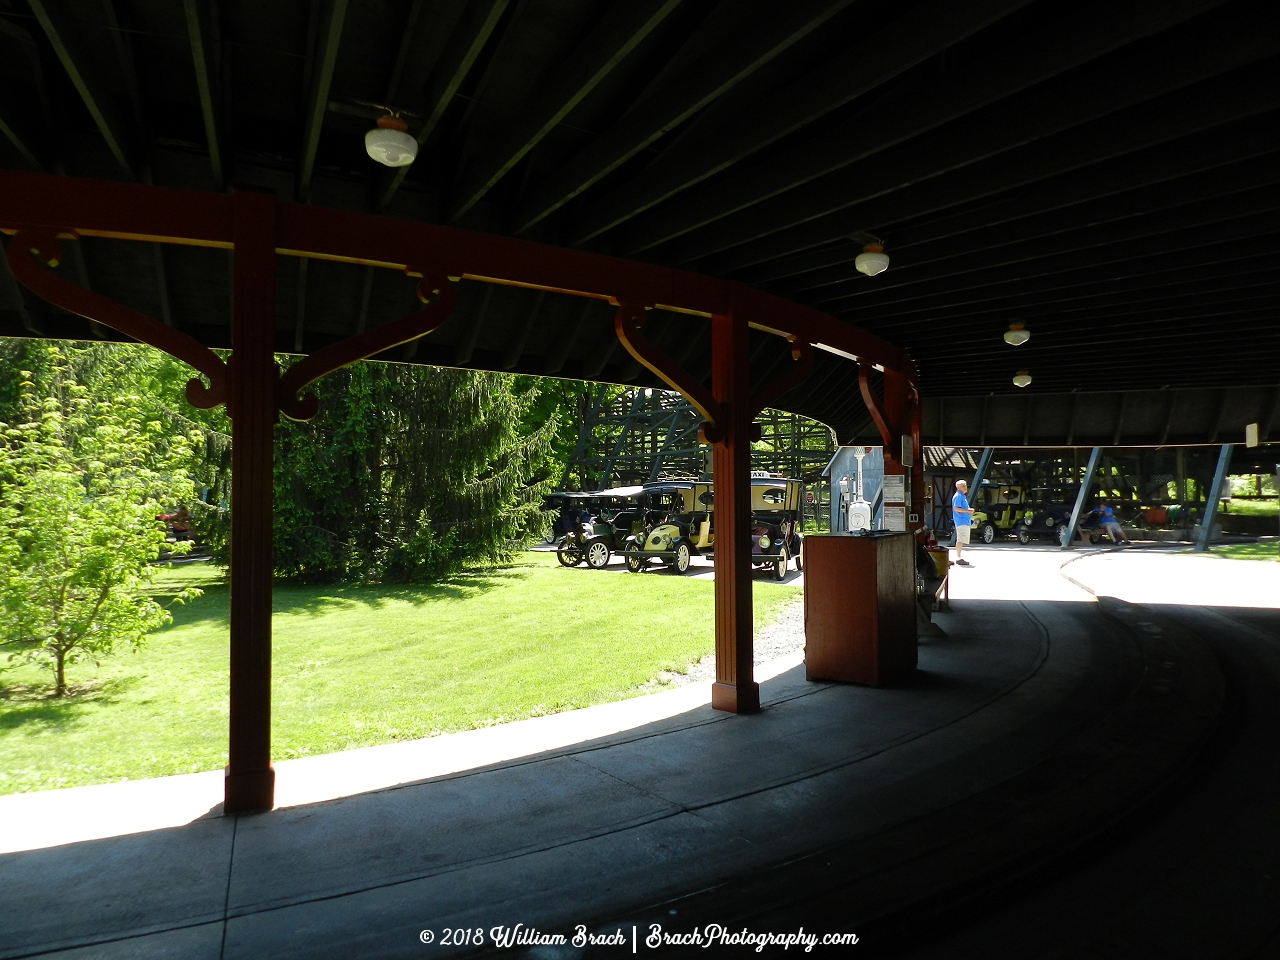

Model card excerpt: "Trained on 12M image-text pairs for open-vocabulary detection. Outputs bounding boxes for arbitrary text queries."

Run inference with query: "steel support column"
[1061,446,1103,550]
[970,446,994,493]
[225,190,277,812]
[710,307,758,714]
[1194,443,1232,553]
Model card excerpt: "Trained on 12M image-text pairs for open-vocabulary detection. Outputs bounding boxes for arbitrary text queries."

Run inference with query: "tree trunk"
[55,647,66,697]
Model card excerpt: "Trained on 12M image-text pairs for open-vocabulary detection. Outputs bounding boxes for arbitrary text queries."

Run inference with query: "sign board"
[882,505,907,531]
[1246,422,1259,448]
[883,474,906,504]
[900,435,913,467]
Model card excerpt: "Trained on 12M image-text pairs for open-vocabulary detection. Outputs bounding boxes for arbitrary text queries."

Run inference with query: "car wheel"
[1057,523,1070,546]
[672,541,691,574]
[586,540,610,569]
[556,540,584,566]
[1017,528,1031,545]
[981,522,996,544]
[625,543,644,573]
[773,545,789,581]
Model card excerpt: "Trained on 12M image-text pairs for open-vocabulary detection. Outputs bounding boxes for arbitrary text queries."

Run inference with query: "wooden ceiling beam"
[621,0,1235,257]
[570,0,1032,244]
[449,0,683,223]
[696,63,1280,274]
[774,152,1280,297]
[821,212,1280,313]
[28,0,136,178]
[375,0,510,213]
[182,0,224,190]
[513,0,859,235]
[813,182,1280,304]
[297,0,349,204]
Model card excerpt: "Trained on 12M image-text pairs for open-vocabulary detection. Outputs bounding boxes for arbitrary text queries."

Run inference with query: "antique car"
[551,486,646,569]
[970,484,1032,543]
[622,481,709,575]
[623,475,804,580]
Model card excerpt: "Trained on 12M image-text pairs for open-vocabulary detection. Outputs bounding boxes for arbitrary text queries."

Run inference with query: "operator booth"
[805,443,924,687]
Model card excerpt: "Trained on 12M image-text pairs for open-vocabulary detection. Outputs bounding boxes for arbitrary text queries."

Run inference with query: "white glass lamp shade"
[365,117,417,167]
[1003,322,1030,346]
[1012,371,1033,388]
[854,243,889,277]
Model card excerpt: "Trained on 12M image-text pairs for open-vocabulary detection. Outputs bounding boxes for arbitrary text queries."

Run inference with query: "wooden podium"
[802,532,918,686]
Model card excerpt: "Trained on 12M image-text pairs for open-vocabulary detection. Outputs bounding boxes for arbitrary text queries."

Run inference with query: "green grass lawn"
[0,552,800,794]
[1204,540,1280,561]
[1223,499,1279,516]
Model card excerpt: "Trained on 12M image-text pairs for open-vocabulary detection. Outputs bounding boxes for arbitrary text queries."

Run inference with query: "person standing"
[952,479,975,566]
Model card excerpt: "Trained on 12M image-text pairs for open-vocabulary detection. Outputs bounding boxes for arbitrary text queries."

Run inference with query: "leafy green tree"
[0,345,200,696]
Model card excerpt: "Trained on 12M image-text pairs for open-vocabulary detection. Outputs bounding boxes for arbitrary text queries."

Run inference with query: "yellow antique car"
[623,475,804,580]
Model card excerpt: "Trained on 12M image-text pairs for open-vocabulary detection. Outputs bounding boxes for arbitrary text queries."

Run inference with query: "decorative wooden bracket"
[8,230,229,409]
[857,362,894,447]
[276,271,456,421]
[614,302,725,439]
[750,337,813,419]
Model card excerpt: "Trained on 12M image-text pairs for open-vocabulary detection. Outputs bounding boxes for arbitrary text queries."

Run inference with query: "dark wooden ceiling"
[1,0,1277,445]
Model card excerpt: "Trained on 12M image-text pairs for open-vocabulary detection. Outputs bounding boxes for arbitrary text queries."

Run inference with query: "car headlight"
[758,535,771,549]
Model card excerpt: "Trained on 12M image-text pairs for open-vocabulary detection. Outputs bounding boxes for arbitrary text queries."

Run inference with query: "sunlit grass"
[1223,499,1279,517]
[0,553,800,793]
[1205,540,1280,562]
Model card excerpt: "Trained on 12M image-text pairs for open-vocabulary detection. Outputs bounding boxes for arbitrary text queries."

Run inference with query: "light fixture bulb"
[365,115,417,167]
[1003,322,1030,346]
[854,243,889,277]
[1012,371,1032,388]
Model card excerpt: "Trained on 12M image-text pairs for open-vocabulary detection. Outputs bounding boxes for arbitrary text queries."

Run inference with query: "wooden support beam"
[451,0,682,222]
[710,304,757,713]
[28,0,136,178]
[298,0,349,204]
[225,189,278,813]
[294,258,308,352]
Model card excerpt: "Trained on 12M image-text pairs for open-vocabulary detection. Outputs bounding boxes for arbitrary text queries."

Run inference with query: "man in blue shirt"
[952,479,975,566]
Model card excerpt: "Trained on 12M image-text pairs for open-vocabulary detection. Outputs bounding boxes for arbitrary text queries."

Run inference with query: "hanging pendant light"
[365,115,417,167]
[1003,322,1030,345]
[1012,371,1032,388]
[854,243,890,277]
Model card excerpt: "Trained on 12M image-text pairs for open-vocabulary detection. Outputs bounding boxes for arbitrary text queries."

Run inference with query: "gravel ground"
[648,599,805,689]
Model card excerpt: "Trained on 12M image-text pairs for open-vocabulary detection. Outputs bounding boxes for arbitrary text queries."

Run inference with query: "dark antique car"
[623,475,804,580]
[549,486,646,569]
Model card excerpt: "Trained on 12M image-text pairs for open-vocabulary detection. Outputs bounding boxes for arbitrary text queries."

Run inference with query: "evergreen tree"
[268,362,557,583]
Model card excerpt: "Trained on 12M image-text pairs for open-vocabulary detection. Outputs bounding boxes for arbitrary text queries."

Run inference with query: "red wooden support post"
[710,307,759,714]
[225,191,278,813]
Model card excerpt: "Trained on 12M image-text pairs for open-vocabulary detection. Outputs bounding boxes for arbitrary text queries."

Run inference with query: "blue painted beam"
[1061,446,1103,550]
[1194,444,1233,553]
